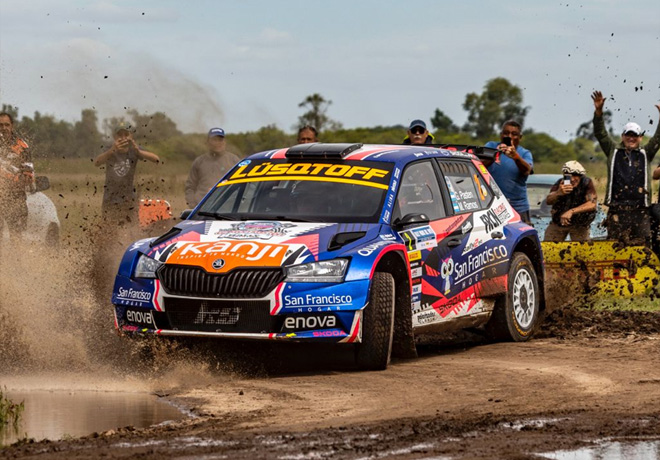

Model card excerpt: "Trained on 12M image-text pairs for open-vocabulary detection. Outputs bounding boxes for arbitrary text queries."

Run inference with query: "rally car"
[111,143,545,370]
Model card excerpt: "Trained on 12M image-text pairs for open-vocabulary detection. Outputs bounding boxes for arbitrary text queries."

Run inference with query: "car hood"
[141,220,381,272]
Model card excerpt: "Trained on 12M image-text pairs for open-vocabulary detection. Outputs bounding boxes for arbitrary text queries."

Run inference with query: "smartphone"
[563,174,571,185]
[501,137,512,147]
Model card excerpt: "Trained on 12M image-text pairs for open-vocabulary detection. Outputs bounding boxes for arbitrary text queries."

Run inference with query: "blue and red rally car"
[111,143,545,370]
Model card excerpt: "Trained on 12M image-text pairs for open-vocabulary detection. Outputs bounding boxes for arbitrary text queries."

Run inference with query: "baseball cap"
[208,127,226,138]
[562,160,586,176]
[622,122,643,136]
[409,119,427,130]
[114,121,132,133]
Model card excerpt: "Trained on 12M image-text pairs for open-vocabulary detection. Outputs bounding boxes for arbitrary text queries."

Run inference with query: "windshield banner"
[220,160,393,189]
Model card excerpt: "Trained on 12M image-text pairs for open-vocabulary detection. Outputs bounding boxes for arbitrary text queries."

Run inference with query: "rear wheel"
[486,252,539,341]
[355,272,395,370]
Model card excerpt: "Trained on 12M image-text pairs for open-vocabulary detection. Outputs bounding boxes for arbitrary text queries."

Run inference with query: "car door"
[392,160,466,320]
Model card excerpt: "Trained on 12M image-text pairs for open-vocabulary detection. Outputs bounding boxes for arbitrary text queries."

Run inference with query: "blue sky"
[1,0,659,142]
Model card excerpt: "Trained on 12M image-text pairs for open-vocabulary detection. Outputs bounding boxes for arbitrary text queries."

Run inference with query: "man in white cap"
[544,161,597,242]
[591,90,660,244]
[185,127,240,208]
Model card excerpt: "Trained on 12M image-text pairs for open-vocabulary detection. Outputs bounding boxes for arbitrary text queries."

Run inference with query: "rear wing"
[428,144,499,162]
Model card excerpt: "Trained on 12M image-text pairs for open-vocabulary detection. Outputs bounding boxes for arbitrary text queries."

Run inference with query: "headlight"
[286,259,349,283]
[134,254,164,278]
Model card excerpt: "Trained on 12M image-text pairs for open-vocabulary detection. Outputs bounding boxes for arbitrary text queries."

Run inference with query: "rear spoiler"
[428,144,499,162]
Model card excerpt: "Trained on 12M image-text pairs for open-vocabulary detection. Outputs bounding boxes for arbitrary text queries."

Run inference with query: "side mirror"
[180,209,192,220]
[35,176,50,192]
[392,213,430,230]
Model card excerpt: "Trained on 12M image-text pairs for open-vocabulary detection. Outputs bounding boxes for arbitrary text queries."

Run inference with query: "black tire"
[355,272,395,370]
[486,252,539,342]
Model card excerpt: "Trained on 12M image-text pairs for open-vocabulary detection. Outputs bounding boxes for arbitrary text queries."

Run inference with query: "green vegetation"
[0,388,24,427]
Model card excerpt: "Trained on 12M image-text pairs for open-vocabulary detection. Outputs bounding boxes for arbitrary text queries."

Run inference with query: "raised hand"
[591,90,606,116]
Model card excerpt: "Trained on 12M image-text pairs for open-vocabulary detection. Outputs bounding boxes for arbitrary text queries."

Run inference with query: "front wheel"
[486,252,539,342]
[355,272,395,370]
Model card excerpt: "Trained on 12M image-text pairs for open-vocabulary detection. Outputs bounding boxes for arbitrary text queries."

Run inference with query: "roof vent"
[285,143,363,159]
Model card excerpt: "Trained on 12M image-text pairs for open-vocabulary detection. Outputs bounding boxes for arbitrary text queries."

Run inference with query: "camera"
[501,137,512,147]
[563,174,571,185]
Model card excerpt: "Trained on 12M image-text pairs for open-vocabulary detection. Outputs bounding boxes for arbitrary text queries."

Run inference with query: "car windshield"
[527,184,553,215]
[194,159,393,223]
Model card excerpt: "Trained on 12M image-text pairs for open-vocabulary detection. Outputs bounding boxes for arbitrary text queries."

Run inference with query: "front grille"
[158,265,284,298]
[165,298,277,333]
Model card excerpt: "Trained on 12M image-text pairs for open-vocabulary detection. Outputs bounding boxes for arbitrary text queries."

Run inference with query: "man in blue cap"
[185,127,240,208]
[403,119,435,145]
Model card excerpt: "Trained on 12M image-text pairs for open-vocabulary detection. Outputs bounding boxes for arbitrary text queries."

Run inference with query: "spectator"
[297,125,318,144]
[95,122,160,225]
[0,112,34,240]
[544,161,597,242]
[483,120,534,224]
[185,127,240,208]
[403,120,435,145]
[591,90,660,245]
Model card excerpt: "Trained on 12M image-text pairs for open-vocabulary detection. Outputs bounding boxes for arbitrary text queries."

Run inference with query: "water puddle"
[539,439,660,459]
[0,390,186,446]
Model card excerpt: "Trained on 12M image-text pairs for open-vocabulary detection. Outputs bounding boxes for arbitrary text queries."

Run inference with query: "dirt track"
[3,308,660,459]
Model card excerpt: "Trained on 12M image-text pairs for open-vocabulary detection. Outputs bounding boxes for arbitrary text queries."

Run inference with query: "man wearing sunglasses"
[591,90,660,245]
[403,119,435,145]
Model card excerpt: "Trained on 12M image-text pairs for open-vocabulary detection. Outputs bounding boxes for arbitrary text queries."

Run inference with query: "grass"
[0,387,24,427]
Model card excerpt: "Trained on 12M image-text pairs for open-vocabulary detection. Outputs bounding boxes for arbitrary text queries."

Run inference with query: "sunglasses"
[410,127,426,135]
[623,131,641,137]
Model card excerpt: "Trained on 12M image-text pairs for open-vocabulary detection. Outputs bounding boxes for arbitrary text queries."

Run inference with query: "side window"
[439,161,492,214]
[393,161,445,221]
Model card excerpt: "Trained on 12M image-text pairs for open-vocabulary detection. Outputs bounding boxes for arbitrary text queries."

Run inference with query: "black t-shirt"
[103,148,138,206]
[549,176,597,226]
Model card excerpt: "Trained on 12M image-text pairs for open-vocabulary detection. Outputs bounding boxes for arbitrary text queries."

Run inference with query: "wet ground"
[0,390,185,446]
[3,306,660,459]
[3,233,660,459]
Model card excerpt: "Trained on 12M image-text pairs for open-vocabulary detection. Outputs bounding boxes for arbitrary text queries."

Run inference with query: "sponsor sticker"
[125,308,156,327]
[222,160,392,190]
[167,240,293,272]
[283,315,338,331]
[214,221,294,240]
[408,250,421,261]
[283,293,353,308]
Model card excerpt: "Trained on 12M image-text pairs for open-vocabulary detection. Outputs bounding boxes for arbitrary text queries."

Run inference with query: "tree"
[430,108,459,133]
[575,109,615,141]
[296,93,342,132]
[462,77,529,139]
[128,109,182,144]
[72,109,103,158]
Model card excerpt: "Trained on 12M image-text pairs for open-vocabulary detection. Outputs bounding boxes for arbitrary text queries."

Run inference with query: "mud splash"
[0,226,230,430]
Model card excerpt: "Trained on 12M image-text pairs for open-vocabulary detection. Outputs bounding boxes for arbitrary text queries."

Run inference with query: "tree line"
[2,77,615,165]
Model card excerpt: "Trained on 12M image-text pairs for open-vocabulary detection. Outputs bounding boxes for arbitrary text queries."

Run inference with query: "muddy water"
[539,440,660,459]
[0,390,186,446]
[0,234,208,447]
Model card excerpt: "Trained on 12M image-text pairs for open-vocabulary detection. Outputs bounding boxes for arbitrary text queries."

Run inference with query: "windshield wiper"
[196,211,236,220]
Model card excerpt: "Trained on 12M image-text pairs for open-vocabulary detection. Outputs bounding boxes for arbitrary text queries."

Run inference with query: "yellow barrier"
[542,241,660,297]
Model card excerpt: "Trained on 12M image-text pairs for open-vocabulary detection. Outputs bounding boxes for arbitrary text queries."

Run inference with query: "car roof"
[527,174,562,186]
[245,143,482,164]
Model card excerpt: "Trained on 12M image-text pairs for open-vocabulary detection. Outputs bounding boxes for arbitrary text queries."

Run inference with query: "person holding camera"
[543,161,597,242]
[95,122,160,226]
[483,120,534,223]
[0,112,34,241]
[591,91,660,245]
